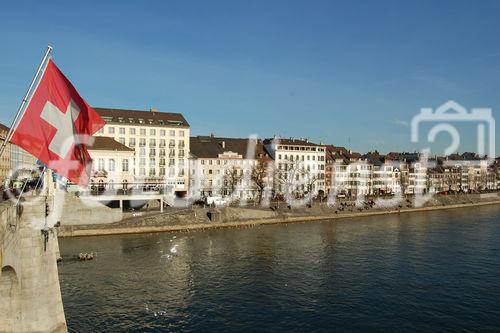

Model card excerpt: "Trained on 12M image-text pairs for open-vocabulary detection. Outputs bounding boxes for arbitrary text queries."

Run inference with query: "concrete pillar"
[160,198,163,213]
[119,199,123,210]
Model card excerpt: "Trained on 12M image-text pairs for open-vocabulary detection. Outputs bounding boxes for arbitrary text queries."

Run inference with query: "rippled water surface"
[58,206,500,332]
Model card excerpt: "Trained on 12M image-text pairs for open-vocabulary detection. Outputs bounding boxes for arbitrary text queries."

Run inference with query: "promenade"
[58,193,500,237]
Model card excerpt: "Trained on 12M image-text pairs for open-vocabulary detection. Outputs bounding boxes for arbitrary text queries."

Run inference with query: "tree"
[274,160,319,200]
[223,166,243,196]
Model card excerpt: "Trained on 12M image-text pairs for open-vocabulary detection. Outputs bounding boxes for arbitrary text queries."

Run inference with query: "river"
[58,205,500,332]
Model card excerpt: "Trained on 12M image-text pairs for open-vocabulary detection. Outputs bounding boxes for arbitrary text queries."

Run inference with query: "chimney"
[210,133,215,138]
[150,107,157,113]
[221,141,226,149]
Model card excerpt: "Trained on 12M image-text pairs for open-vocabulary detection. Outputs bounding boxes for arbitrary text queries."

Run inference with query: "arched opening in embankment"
[0,265,21,332]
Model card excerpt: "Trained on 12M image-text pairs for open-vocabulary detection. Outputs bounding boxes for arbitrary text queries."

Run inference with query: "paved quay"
[58,194,500,238]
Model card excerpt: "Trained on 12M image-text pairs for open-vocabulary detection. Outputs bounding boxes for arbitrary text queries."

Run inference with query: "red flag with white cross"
[10,59,105,186]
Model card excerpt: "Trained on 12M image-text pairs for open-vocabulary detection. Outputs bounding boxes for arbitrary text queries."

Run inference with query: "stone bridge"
[0,196,66,333]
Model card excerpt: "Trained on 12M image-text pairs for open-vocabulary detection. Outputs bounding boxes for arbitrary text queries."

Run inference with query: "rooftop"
[86,136,134,152]
[263,137,324,147]
[94,107,190,128]
[190,136,269,159]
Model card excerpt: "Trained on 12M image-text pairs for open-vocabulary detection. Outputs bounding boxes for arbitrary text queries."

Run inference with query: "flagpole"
[0,45,53,159]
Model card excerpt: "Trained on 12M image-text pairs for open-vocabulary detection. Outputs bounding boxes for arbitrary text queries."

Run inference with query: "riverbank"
[58,193,500,237]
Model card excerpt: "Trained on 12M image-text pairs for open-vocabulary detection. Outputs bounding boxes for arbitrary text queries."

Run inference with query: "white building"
[264,137,326,196]
[94,107,190,196]
[87,137,135,192]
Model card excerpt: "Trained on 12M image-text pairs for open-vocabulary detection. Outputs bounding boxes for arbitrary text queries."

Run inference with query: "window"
[159,139,166,147]
[139,158,146,166]
[169,158,175,166]
[108,127,115,134]
[139,148,146,156]
[98,158,105,171]
[109,159,115,172]
[140,128,146,136]
[97,128,104,134]
[122,159,129,172]
[129,128,136,135]
[119,127,125,134]
[119,138,125,145]
[169,130,175,136]
[139,138,146,147]
[149,158,156,166]
[179,130,184,137]
[150,129,156,135]
[139,168,145,176]
[149,139,156,147]
[129,138,136,147]
[169,139,175,147]
[149,148,156,156]
[160,129,166,136]
[159,167,165,176]
[178,140,185,148]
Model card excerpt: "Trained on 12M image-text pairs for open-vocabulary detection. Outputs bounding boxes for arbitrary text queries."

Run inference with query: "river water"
[58,205,500,332]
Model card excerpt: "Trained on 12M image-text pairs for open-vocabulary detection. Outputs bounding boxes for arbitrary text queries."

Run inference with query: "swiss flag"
[10,59,105,186]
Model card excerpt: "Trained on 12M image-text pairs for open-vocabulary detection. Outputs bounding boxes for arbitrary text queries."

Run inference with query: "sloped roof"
[94,107,189,127]
[86,136,134,152]
[362,152,384,166]
[190,136,268,159]
[263,137,324,147]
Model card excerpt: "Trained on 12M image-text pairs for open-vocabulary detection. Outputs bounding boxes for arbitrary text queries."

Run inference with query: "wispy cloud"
[392,118,409,127]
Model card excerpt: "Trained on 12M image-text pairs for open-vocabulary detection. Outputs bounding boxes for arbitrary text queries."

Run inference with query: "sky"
[1,0,499,156]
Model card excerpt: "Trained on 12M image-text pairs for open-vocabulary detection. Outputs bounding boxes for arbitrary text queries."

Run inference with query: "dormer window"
[138,118,144,124]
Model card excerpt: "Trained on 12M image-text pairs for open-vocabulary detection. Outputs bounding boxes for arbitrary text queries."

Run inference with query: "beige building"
[94,107,190,196]
[0,123,11,183]
[87,137,135,192]
[0,123,37,184]
[189,136,269,200]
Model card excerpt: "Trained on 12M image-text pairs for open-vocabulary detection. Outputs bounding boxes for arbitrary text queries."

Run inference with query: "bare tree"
[223,166,243,196]
[274,160,319,200]
[251,160,269,204]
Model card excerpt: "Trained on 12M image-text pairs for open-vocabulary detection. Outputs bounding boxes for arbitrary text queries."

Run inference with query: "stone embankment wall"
[58,193,500,237]
[0,198,67,333]
[56,192,122,225]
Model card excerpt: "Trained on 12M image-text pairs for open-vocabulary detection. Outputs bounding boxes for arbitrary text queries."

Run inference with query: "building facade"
[94,107,190,196]
[264,137,326,196]
[189,136,269,200]
[87,137,135,192]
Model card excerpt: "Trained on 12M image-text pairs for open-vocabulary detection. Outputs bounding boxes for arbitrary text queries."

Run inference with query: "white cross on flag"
[10,59,105,186]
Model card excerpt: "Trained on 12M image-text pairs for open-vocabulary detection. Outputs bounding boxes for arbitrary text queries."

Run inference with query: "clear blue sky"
[1,0,499,155]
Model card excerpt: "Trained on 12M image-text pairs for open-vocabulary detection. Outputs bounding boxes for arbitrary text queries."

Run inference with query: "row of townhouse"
[1,106,487,199]
[85,105,500,199]
[325,148,500,196]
